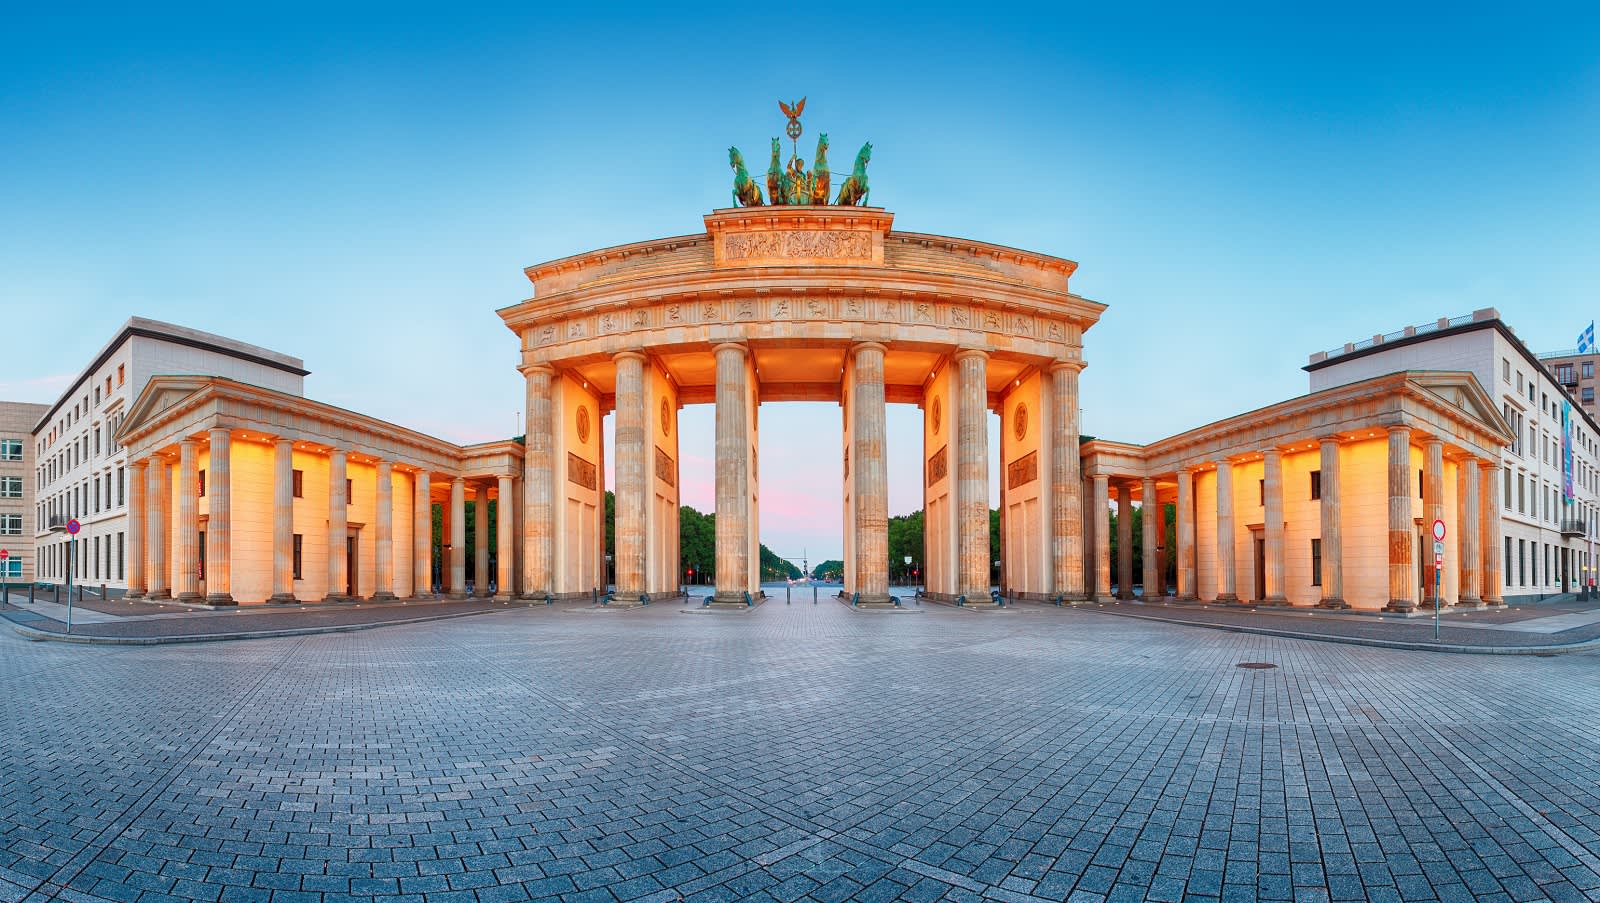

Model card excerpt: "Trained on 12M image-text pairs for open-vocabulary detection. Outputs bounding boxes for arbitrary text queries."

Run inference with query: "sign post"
[1431,519,1446,641]
[65,518,80,634]
[1,548,8,605]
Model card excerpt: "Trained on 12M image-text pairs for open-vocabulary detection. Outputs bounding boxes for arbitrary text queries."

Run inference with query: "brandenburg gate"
[498,202,1105,606]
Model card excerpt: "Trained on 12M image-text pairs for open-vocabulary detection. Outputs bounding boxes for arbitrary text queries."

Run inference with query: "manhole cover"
[1236,662,1277,670]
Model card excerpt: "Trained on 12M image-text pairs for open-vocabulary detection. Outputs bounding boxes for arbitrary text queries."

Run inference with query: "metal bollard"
[54,584,61,605]
[812,586,817,605]
[101,583,107,601]
[852,592,859,607]
[786,585,791,605]
[29,584,35,604]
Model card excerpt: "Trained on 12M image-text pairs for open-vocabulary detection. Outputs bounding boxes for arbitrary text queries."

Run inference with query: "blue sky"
[3,4,1597,565]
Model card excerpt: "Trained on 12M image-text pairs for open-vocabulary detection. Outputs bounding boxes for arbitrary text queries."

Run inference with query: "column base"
[1214,593,1239,604]
[445,592,468,601]
[1317,597,1350,610]
[147,589,171,600]
[1174,593,1199,603]
[267,593,298,604]
[175,591,203,602]
[370,591,397,601]
[1453,595,1483,609]
[204,593,236,606]
[1482,597,1506,607]
[1383,600,1417,613]
[320,594,349,604]
[1260,595,1290,607]
[123,590,145,600]
[492,593,513,602]
[850,593,896,608]
[709,591,755,608]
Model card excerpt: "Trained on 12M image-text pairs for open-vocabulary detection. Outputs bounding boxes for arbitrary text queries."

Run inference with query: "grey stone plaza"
[3,604,1599,903]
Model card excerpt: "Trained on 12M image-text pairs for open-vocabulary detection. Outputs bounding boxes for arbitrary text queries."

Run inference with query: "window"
[1586,362,1595,379]
[93,429,100,456]
[345,478,353,502]
[1310,470,1322,500]
[198,469,206,498]
[0,439,20,461]
[292,469,304,498]
[117,532,124,580]
[1,558,18,578]
[1585,387,1595,404]
[1311,539,1322,587]
[117,364,124,385]
[118,467,124,507]
[1518,474,1526,514]
[0,514,21,535]
[0,477,20,498]
[293,534,303,580]
[92,536,99,580]
[1258,479,1265,506]
[1517,371,1524,392]
[1519,539,1527,586]
[1505,538,1512,586]
[1504,358,1511,381]
[1418,469,1424,499]
[93,477,100,513]
[1504,470,1512,509]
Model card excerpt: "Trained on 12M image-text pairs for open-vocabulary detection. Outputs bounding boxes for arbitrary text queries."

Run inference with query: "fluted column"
[448,477,466,598]
[1093,474,1111,599]
[1176,468,1196,600]
[204,428,234,605]
[522,366,554,597]
[853,342,890,605]
[1318,438,1347,608]
[1116,482,1134,600]
[1422,437,1445,606]
[269,439,295,602]
[413,471,432,598]
[1051,362,1085,599]
[1141,478,1159,599]
[1384,427,1415,612]
[146,458,169,599]
[954,349,990,599]
[1262,448,1286,605]
[1480,460,1504,605]
[125,459,147,598]
[470,481,489,597]
[325,449,348,602]
[1458,455,1482,606]
[496,475,515,600]
[175,439,200,601]
[713,343,751,604]
[614,351,648,600]
[1215,460,1237,603]
[373,460,396,600]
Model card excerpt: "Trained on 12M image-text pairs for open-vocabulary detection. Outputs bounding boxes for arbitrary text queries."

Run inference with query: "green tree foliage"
[760,546,802,581]
[888,509,924,582]
[678,505,715,582]
[812,559,844,580]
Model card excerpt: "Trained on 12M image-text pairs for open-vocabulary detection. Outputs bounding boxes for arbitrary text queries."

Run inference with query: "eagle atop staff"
[778,97,806,121]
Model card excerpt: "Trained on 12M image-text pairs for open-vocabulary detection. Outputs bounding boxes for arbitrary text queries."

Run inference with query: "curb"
[1077,606,1600,655]
[2,603,539,646]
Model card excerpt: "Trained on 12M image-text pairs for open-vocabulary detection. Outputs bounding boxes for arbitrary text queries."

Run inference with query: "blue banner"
[1564,400,1575,501]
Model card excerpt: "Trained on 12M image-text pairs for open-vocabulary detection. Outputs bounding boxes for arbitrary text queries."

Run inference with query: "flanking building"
[30,318,307,593]
[1,401,49,582]
[1538,346,1600,422]
[1308,309,1599,603]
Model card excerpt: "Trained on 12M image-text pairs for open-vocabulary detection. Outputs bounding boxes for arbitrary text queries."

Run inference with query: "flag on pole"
[1580,321,1596,354]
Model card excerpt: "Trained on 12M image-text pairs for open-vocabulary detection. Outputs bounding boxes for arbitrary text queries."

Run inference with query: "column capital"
[1317,435,1344,446]
[612,349,648,364]
[1422,436,1445,449]
[1387,425,1412,438]
[1048,359,1086,374]
[1477,457,1500,472]
[521,363,556,377]
[851,341,888,356]
[952,347,990,363]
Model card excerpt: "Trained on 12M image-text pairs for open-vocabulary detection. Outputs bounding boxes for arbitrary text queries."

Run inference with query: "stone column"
[522,366,554,597]
[1262,448,1286,605]
[1141,478,1159,599]
[1384,426,1415,613]
[954,349,990,599]
[1458,455,1482,607]
[1215,460,1238,603]
[853,342,890,605]
[1317,438,1347,608]
[1116,482,1134,600]
[1050,361,1085,599]
[175,439,200,601]
[448,477,466,598]
[373,460,396,600]
[471,481,489,597]
[1176,468,1196,600]
[325,449,348,602]
[413,471,432,598]
[146,458,169,599]
[1093,474,1111,599]
[270,439,295,602]
[205,428,234,605]
[496,475,515,600]
[713,343,750,604]
[125,458,147,598]
[1480,460,1504,605]
[1422,437,1445,606]
[613,351,648,600]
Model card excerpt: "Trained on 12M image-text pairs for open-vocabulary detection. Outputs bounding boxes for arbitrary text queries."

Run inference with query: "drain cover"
[1236,662,1278,670]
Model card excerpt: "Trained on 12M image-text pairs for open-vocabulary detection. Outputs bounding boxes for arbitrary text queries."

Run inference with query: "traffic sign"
[0,549,8,560]
[65,519,80,535]
[1434,553,1444,568]
[1431,519,1446,542]
[1433,540,1445,555]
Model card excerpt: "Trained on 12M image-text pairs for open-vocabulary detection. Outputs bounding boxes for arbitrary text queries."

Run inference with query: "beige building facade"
[1,401,48,582]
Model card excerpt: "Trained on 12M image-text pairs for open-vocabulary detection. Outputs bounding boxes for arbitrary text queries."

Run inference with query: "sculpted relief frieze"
[723,230,871,261]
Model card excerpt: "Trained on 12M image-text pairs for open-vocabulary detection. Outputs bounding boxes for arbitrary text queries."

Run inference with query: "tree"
[679,505,715,583]
[887,509,925,583]
[812,559,844,580]
[760,546,802,581]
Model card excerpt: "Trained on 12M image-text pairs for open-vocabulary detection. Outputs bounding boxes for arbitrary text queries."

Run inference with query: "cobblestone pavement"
[4,602,1600,902]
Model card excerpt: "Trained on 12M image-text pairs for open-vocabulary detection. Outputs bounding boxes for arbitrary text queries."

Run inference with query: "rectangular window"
[198,469,206,498]
[93,477,100,513]
[1586,387,1595,404]
[293,534,303,580]
[93,536,99,580]
[1258,479,1265,506]
[1504,470,1512,509]
[1310,470,1322,500]
[1418,469,1424,499]
[117,467,125,507]
[0,477,20,498]
[0,514,20,535]
[345,478,353,502]
[292,469,304,498]
[1518,474,1526,514]
[1587,362,1595,379]
[2,559,18,578]
[1504,358,1511,381]
[1311,538,1322,587]
[117,532,124,580]
[0,439,21,461]
[1520,539,1527,586]
[117,364,124,385]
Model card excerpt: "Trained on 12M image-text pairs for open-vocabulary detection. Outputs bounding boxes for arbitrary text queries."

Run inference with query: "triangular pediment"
[115,375,212,444]
[1409,371,1514,440]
